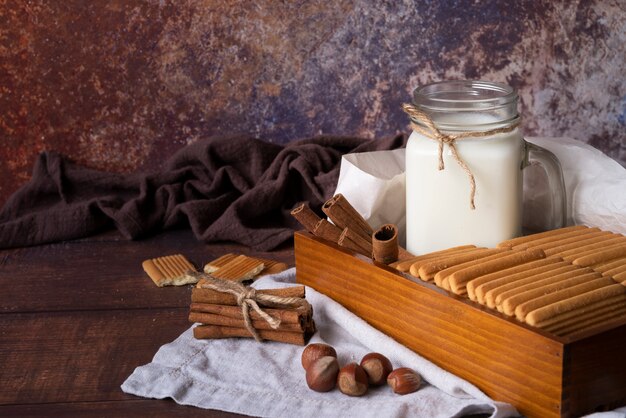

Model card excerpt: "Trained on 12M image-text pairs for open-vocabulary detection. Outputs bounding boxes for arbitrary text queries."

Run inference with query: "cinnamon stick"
[189,302,310,324]
[192,285,305,305]
[193,324,311,346]
[291,203,321,233]
[312,218,343,242]
[338,227,372,257]
[189,312,308,332]
[322,194,373,243]
[372,224,399,264]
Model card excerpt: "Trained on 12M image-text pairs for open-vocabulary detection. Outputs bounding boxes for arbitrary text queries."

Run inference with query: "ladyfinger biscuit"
[418,248,506,282]
[391,245,477,272]
[473,260,568,304]
[496,270,599,315]
[544,296,626,335]
[203,253,238,273]
[538,295,626,335]
[410,248,496,280]
[142,254,197,287]
[542,232,615,257]
[526,229,607,252]
[511,227,601,250]
[539,292,626,333]
[433,249,511,287]
[466,258,562,301]
[602,264,626,278]
[596,256,626,274]
[407,247,488,277]
[437,251,519,291]
[448,248,546,295]
[558,307,626,337]
[498,269,601,315]
[557,237,626,262]
[507,273,609,319]
[484,264,578,309]
[572,243,626,267]
[525,283,626,326]
[496,225,589,249]
[407,248,485,278]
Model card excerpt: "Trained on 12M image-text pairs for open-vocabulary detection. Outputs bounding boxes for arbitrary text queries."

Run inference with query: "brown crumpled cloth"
[0,135,407,250]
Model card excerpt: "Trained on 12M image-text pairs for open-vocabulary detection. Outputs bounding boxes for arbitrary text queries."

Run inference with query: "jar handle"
[522,140,567,229]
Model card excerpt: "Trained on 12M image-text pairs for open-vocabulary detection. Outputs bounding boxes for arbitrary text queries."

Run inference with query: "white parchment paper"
[334,137,626,244]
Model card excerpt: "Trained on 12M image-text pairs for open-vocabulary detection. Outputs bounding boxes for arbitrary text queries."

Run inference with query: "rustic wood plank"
[0,401,490,418]
[0,308,192,404]
[0,400,246,417]
[0,229,294,313]
[0,229,293,416]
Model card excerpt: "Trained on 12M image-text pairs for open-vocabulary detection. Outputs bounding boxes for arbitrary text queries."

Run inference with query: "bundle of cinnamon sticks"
[190,278,316,346]
[292,194,411,264]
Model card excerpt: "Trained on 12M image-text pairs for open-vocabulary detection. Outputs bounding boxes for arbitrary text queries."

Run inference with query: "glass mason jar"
[405,80,566,255]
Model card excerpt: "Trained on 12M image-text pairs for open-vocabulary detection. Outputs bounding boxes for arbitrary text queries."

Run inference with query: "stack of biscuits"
[142,253,289,287]
[392,225,626,337]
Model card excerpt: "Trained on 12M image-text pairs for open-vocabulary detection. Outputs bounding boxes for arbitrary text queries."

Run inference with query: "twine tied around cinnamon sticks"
[402,103,520,209]
[186,271,306,342]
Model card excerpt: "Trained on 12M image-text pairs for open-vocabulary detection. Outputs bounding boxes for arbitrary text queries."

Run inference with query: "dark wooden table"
[0,228,294,417]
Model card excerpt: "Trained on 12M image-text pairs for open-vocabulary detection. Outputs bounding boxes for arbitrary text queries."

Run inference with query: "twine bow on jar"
[402,103,520,210]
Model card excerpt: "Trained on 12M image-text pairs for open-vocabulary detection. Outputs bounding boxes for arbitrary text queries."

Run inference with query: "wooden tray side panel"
[563,325,626,416]
[295,232,564,418]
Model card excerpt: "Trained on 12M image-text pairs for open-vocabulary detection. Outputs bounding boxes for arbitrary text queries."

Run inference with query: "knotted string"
[402,103,520,209]
[187,271,305,342]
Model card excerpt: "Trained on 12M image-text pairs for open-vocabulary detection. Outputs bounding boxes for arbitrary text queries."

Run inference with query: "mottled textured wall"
[1,0,625,207]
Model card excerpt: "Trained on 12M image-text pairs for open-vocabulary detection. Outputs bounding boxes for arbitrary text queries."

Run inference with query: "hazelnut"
[360,352,393,386]
[301,343,337,370]
[387,367,421,395]
[337,362,368,396]
[305,356,339,392]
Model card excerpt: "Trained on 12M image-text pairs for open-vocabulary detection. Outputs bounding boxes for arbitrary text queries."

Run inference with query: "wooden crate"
[294,231,626,418]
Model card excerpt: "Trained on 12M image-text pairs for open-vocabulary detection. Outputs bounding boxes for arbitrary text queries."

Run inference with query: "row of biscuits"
[497,225,626,281]
[391,225,626,337]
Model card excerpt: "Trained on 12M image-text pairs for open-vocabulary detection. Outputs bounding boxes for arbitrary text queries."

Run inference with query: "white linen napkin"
[122,268,519,418]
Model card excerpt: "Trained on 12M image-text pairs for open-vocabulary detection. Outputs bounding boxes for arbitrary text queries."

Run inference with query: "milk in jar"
[404,81,565,255]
